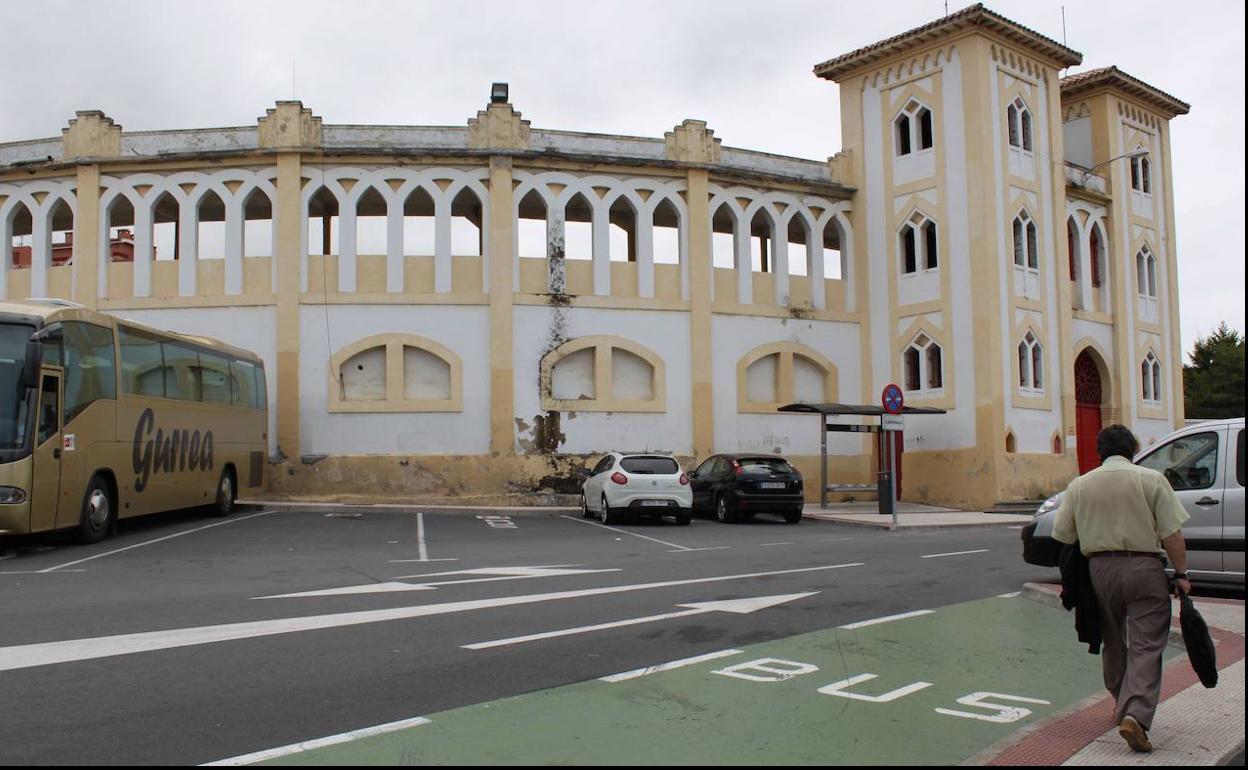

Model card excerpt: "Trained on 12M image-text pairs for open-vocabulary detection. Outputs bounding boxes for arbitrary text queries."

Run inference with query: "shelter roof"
[778,403,947,416]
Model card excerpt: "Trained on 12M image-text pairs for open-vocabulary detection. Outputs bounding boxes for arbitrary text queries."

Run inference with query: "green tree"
[1183,322,1245,419]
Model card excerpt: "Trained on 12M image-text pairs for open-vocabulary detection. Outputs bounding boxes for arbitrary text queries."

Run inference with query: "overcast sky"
[1,0,1242,356]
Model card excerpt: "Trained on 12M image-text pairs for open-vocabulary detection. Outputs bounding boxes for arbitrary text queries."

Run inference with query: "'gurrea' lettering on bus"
[132,408,215,493]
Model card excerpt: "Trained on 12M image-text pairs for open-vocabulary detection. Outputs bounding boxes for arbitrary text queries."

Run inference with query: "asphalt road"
[1,505,1070,765]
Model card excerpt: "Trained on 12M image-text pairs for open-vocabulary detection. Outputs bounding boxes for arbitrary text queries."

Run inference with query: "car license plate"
[641,500,669,507]
[760,482,786,489]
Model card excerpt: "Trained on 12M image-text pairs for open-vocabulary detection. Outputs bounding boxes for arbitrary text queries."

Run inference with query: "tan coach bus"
[0,299,267,543]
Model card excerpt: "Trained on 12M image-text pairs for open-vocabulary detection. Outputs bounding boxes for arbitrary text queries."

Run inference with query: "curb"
[991,582,1246,766]
[805,515,1032,531]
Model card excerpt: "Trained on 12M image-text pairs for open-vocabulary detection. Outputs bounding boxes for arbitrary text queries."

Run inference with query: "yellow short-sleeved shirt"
[1052,455,1190,555]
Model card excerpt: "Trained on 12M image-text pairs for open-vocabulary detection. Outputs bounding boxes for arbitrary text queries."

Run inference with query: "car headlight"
[1035,494,1061,517]
[0,486,27,504]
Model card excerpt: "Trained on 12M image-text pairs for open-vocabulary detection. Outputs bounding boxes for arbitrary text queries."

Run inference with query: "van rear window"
[621,457,679,475]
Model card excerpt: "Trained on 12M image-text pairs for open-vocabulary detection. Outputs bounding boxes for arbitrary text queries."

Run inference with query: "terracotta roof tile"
[814,3,1081,81]
[1060,66,1190,116]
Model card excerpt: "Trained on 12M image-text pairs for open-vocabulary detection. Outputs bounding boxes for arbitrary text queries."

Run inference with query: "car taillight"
[732,461,743,477]
[611,472,628,485]
[679,473,689,485]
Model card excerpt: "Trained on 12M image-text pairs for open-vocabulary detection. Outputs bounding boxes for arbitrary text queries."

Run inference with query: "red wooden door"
[1076,404,1101,474]
[1074,351,1103,474]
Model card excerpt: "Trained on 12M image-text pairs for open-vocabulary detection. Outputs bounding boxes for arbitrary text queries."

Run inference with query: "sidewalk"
[972,582,1246,766]
[803,500,1033,529]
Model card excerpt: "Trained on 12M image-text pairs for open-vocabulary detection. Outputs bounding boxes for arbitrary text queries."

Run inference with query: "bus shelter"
[778,403,947,525]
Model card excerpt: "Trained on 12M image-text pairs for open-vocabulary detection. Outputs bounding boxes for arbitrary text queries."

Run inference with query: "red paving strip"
[987,626,1245,766]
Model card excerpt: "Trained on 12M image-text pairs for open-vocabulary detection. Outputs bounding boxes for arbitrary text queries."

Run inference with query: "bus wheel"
[75,475,113,545]
[211,468,236,517]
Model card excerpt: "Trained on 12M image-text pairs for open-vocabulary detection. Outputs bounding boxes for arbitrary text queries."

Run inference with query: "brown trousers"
[1088,555,1172,730]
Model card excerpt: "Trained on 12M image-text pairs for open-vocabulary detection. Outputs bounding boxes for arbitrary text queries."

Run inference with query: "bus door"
[29,370,64,533]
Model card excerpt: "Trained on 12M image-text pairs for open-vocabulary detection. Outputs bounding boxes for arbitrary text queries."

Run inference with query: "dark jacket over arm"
[1059,542,1102,654]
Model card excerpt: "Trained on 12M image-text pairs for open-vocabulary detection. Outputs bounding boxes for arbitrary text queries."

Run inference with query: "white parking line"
[838,609,935,630]
[600,649,744,683]
[670,546,730,553]
[920,549,990,559]
[35,510,278,574]
[560,515,697,552]
[760,542,794,547]
[202,716,431,765]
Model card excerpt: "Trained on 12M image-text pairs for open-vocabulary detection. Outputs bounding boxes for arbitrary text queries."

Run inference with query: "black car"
[689,454,804,524]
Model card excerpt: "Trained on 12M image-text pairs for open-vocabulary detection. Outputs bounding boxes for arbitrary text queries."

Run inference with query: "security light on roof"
[490,83,509,104]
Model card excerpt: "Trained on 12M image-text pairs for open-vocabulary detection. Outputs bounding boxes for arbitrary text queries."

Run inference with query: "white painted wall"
[298,305,490,455]
[1063,117,1093,168]
[513,305,693,455]
[108,307,279,455]
[711,314,863,458]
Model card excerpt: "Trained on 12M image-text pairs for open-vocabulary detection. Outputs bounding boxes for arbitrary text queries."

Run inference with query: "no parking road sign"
[882,383,904,414]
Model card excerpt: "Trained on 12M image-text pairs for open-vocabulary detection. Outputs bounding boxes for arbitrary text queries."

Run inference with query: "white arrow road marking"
[255,566,622,600]
[462,593,818,650]
[0,563,860,673]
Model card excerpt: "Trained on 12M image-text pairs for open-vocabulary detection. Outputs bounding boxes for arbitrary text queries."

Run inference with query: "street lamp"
[1073,147,1149,186]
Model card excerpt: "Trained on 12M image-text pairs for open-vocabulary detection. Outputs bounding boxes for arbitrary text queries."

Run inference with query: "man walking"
[1052,424,1191,753]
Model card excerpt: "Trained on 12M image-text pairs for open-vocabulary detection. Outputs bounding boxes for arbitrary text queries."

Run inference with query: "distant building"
[0,4,1189,509]
[10,229,140,268]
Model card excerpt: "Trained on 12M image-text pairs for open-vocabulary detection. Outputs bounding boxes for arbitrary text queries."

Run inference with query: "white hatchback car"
[581,453,693,525]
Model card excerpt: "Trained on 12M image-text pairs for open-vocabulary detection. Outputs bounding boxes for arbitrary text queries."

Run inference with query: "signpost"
[880,385,904,528]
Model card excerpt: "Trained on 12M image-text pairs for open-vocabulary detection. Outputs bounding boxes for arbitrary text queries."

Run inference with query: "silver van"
[1022,418,1244,588]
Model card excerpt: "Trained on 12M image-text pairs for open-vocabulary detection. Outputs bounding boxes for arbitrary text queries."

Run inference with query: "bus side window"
[119,328,166,397]
[37,374,59,447]
[162,342,202,402]
[230,359,260,409]
[62,322,117,423]
[199,351,234,405]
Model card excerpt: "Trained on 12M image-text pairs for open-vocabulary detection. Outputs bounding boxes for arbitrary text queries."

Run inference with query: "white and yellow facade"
[0,4,1188,509]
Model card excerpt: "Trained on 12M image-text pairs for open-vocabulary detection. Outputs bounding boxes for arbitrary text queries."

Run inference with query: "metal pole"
[820,414,827,509]
[889,429,899,530]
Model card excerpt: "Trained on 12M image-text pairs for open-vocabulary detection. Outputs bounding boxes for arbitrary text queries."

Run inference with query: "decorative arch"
[0,177,79,297]
[540,335,665,413]
[736,341,838,413]
[328,332,462,413]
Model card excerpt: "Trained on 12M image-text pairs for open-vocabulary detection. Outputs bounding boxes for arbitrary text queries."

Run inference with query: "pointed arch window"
[1136,247,1158,299]
[1131,151,1153,194]
[1018,331,1044,393]
[903,333,943,393]
[1012,211,1038,269]
[1088,225,1104,289]
[899,212,938,274]
[895,100,934,157]
[1141,352,1162,403]
[1007,98,1034,152]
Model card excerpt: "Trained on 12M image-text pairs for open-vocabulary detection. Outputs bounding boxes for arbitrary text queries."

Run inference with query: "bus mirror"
[22,339,42,390]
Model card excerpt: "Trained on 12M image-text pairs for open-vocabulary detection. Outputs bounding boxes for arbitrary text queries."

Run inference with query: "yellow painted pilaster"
[72,164,101,309]
[1047,68,1077,454]
[274,152,303,459]
[1159,120,1184,427]
[686,168,713,457]
[488,155,516,453]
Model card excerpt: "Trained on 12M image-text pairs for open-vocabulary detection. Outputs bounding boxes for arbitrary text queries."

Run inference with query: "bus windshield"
[0,323,35,453]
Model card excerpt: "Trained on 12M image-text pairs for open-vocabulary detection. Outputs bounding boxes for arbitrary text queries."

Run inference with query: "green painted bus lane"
[261,594,1181,766]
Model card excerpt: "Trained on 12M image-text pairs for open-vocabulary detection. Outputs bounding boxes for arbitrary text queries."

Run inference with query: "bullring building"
[0,4,1189,509]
